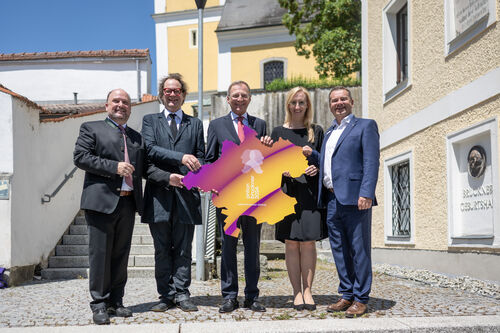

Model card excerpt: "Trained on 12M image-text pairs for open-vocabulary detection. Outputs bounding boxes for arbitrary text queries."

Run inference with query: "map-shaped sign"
[184,125,308,237]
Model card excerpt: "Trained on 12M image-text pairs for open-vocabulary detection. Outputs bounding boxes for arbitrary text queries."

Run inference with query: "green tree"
[279,0,361,79]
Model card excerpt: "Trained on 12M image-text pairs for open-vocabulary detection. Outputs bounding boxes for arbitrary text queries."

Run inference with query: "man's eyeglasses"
[163,88,183,96]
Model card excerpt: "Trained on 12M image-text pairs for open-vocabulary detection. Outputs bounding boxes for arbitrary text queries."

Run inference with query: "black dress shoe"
[244,298,266,312]
[151,299,176,312]
[304,303,317,311]
[177,299,198,312]
[93,308,110,325]
[219,298,239,313]
[107,303,132,317]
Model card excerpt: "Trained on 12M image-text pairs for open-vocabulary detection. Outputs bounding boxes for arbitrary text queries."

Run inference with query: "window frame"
[259,57,287,89]
[384,150,414,244]
[189,28,198,48]
[382,0,412,102]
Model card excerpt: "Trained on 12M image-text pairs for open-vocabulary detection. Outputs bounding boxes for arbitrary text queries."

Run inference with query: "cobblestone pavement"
[1,260,499,328]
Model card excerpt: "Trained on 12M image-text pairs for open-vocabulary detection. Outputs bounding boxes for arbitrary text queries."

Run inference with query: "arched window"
[262,60,284,87]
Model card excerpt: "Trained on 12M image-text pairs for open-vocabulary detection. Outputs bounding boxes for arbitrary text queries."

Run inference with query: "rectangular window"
[384,151,413,243]
[396,4,408,84]
[383,0,411,101]
[391,161,410,236]
[189,28,198,48]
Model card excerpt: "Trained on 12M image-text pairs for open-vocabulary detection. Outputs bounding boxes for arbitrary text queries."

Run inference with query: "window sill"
[384,79,411,104]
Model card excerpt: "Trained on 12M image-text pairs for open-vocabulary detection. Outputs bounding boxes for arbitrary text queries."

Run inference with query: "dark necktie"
[169,113,178,138]
[118,125,133,188]
[237,116,245,143]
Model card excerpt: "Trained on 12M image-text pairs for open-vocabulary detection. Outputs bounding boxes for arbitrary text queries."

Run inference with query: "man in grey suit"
[141,73,205,312]
[74,89,171,325]
[206,81,267,313]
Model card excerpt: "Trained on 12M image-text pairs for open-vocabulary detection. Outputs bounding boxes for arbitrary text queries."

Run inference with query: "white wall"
[0,92,13,267]
[0,59,150,103]
[6,96,159,268]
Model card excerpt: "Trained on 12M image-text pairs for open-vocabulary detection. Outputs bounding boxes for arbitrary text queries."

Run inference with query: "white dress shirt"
[323,114,353,189]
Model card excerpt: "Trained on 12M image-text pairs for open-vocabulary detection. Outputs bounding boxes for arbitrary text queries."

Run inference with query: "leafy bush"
[265,76,360,92]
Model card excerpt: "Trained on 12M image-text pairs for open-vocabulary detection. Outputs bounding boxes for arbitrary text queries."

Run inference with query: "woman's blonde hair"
[284,86,314,143]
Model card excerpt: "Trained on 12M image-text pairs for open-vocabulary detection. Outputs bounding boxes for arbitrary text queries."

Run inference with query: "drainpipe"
[136,59,142,102]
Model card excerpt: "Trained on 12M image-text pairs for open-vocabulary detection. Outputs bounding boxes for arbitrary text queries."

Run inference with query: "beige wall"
[373,97,500,250]
[367,1,500,132]
[367,1,500,251]
[167,21,219,93]
[231,42,319,89]
[166,0,221,13]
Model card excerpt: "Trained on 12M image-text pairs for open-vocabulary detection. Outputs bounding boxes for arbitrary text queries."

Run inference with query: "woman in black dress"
[271,87,327,311]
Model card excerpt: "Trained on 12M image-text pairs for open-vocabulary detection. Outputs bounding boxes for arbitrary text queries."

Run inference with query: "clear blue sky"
[0,0,158,94]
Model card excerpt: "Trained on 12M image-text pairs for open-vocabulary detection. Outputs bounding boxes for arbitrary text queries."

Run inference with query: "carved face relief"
[467,145,486,178]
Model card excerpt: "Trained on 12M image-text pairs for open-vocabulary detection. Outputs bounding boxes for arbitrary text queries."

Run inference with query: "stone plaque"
[454,0,489,36]
[447,120,497,241]
[0,179,9,200]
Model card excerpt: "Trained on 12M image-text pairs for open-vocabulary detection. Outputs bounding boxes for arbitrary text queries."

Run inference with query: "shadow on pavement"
[130,295,396,314]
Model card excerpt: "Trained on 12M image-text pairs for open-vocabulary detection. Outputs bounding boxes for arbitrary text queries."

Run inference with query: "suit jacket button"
[120,147,124,152]
[116,188,121,191]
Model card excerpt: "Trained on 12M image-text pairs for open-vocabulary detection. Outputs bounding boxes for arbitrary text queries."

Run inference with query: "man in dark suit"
[309,86,380,318]
[74,89,171,325]
[141,73,205,312]
[206,81,267,313]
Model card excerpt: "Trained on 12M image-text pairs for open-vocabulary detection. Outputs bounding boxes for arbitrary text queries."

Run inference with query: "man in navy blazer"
[206,81,267,313]
[310,86,379,317]
[141,74,205,312]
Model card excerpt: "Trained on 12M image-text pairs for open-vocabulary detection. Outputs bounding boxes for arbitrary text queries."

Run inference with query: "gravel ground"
[373,263,500,300]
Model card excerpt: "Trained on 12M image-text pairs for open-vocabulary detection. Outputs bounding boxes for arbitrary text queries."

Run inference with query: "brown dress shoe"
[326,299,353,312]
[345,301,367,318]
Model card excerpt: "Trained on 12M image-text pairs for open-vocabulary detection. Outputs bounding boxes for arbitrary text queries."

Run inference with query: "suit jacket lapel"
[333,116,357,155]
[175,111,190,143]
[224,113,240,143]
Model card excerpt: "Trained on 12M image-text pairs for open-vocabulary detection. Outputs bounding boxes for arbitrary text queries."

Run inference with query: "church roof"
[216,0,286,32]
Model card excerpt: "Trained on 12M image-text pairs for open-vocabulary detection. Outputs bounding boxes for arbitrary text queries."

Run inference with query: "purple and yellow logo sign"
[184,126,308,237]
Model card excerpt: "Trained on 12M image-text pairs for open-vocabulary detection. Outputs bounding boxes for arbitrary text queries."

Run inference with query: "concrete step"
[41,267,89,280]
[132,224,150,236]
[49,255,149,268]
[132,235,153,245]
[56,244,154,256]
[130,245,155,255]
[63,234,88,245]
[74,216,87,225]
[56,244,88,256]
[69,225,88,235]
[41,267,155,280]
[133,255,155,267]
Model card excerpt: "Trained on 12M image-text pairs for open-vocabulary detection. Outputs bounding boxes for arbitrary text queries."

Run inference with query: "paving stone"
[2,260,500,329]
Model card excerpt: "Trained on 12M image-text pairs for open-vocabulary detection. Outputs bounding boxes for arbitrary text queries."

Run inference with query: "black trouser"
[86,196,135,312]
[149,220,195,303]
[218,210,262,301]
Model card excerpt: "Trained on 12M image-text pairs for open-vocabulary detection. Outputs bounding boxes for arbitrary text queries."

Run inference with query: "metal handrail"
[41,166,78,204]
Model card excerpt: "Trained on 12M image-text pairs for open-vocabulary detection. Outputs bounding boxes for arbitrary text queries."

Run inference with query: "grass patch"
[265,76,360,92]
[273,312,292,320]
